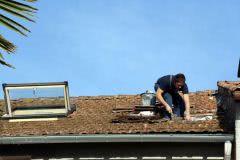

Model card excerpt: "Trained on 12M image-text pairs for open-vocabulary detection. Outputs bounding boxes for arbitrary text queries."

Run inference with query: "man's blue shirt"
[154,75,189,94]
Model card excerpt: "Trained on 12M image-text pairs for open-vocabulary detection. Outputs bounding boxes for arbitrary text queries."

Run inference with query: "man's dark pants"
[162,92,185,119]
[154,86,185,119]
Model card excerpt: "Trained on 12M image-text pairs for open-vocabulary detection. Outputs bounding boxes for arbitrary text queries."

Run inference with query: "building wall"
[217,86,238,132]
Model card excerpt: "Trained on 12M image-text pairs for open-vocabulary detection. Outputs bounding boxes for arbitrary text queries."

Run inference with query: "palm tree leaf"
[0,43,15,53]
[0,58,15,68]
[0,35,16,53]
[0,0,37,68]
[0,0,37,11]
[24,0,37,2]
[0,14,30,33]
[0,19,27,36]
[0,52,5,60]
[0,0,36,14]
[0,5,35,22]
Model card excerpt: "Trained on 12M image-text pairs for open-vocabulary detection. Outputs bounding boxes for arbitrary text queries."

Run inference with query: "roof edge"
[0,134,234,144]
[218,81,240,91]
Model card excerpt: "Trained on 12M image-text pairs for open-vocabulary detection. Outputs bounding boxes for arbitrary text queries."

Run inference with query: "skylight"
[2,81,75,119]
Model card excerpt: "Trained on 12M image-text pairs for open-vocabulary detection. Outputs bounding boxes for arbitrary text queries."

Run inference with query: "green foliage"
[0,0,37,68]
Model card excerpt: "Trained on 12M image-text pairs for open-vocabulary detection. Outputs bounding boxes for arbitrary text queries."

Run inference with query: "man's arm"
[156,88,172,114]
[183,94,191,120]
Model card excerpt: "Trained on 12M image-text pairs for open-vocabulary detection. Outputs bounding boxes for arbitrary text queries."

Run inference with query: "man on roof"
[154,73,191,121]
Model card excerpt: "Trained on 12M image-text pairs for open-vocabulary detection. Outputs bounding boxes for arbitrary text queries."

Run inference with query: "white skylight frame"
[2,81,71,118]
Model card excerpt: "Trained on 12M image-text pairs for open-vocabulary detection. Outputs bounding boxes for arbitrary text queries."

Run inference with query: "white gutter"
[0,134,234,145]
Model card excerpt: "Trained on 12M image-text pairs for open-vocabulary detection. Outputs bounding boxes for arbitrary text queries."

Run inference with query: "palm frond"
[0,58,15,68]
[0,35,16,69]
[0,14,30,33]
[0,52,4,59]
[0,35,16,53]
[0,51,15,68]
[0,0,37,12]
[0,4,35,22]
[0,0,37,68]
[24,0,37,2]
[0,18,28,36]
[0,0,37,14]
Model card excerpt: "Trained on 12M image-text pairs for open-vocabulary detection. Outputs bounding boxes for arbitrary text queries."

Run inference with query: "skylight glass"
[2,82,74,119]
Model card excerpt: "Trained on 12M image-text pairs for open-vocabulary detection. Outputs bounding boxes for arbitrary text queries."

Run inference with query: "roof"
[0,90,227,137]
[218,81,240,100]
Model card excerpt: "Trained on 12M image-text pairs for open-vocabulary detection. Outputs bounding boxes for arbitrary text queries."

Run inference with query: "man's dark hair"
[175,73,186,83]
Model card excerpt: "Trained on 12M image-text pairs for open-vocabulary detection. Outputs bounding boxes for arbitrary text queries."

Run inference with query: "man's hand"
[184,113,191,121]
[165,105,173,114]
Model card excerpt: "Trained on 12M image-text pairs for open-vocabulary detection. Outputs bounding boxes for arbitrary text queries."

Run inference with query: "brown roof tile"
[0,92,226,137]
[218,81,240,100]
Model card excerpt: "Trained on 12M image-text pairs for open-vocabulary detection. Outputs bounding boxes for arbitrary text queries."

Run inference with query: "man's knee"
[163,93,173,106]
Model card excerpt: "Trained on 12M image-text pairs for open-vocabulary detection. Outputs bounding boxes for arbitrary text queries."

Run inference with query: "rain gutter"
[0,134,234,144]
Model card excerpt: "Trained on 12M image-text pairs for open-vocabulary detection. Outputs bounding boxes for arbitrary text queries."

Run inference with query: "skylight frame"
[2,81,71,118]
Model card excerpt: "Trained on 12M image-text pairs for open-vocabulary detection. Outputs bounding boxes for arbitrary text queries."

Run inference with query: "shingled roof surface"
[0,91,225,136]
[218,81,240,100]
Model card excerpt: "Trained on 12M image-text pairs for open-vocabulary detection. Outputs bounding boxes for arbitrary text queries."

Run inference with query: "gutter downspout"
[236,106,240,160]
[225,140,232,160]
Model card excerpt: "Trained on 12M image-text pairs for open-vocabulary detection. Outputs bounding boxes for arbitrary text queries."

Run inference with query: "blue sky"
[0,0,239,97]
